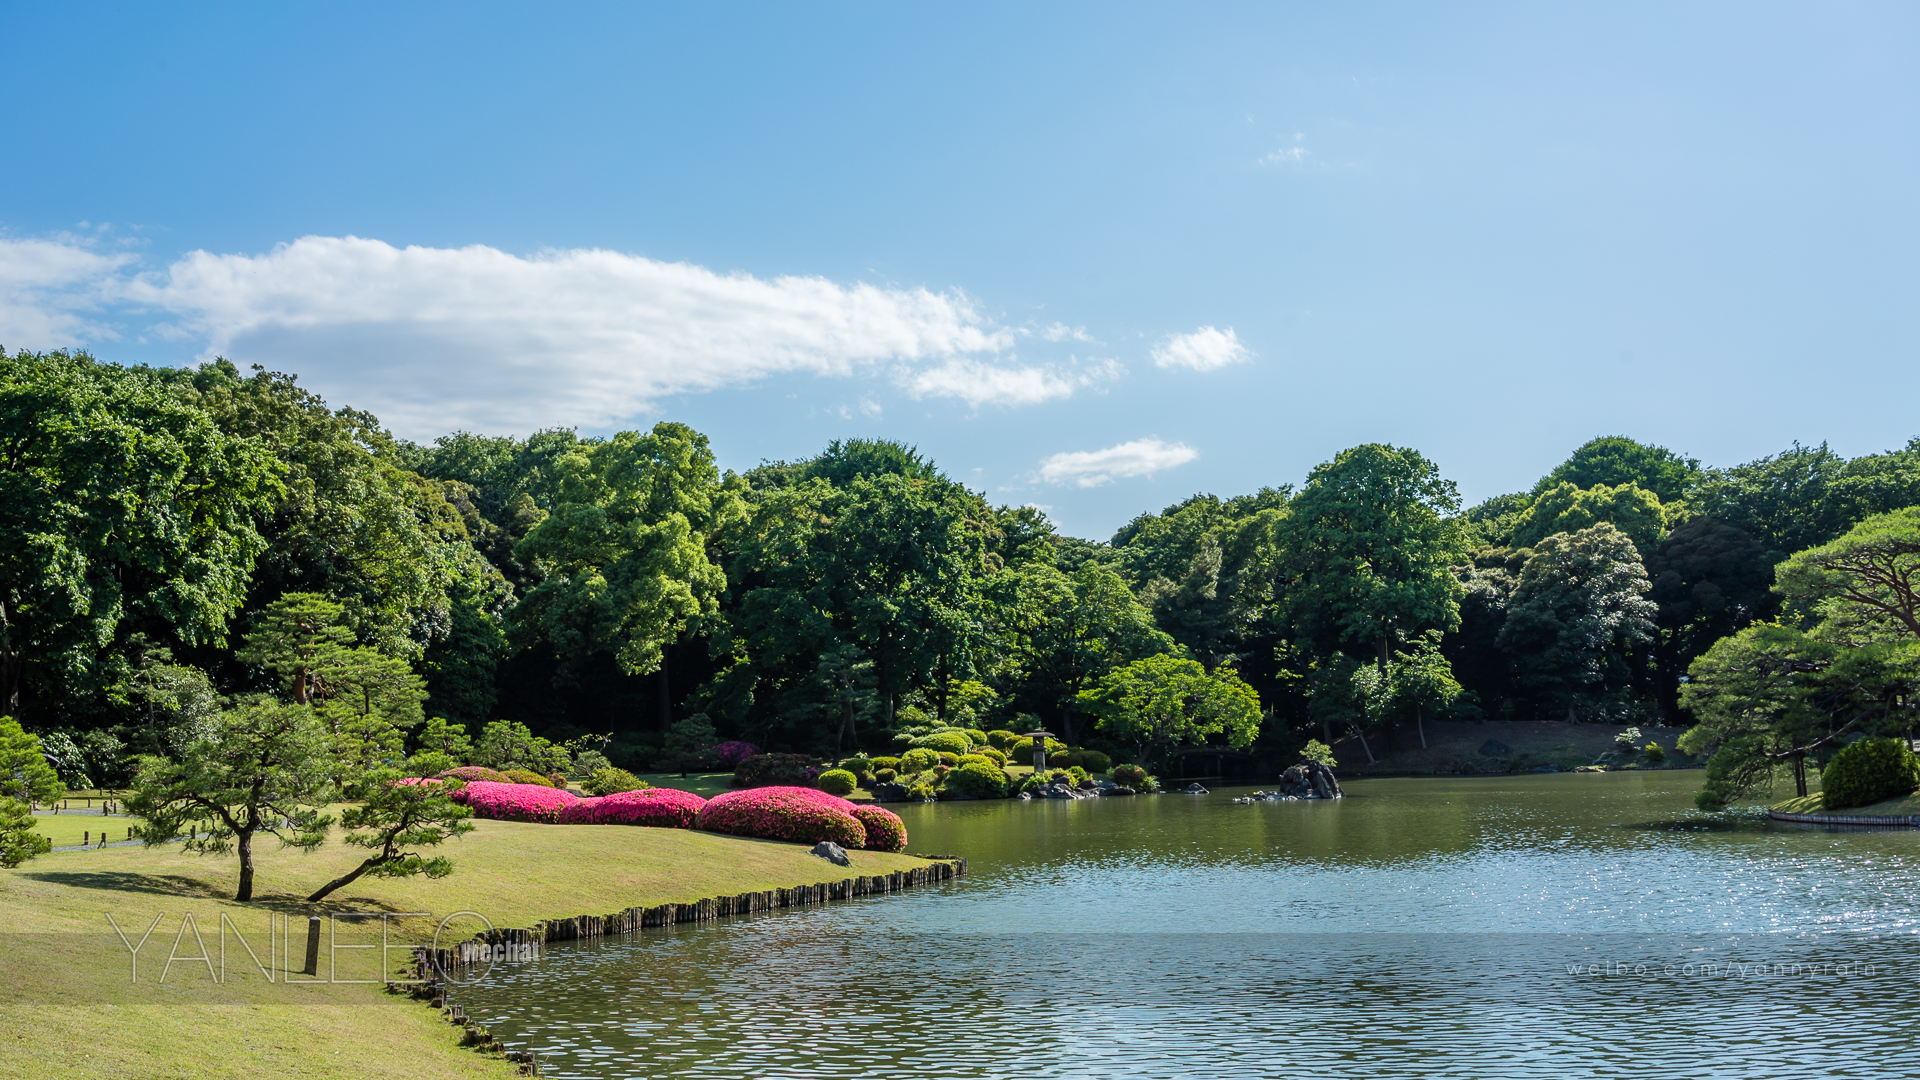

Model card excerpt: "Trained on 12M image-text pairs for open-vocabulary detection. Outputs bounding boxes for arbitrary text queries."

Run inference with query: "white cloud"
[1151,326,1250,372]
[899,356,1120,408]
[1039,322,1092,342]
[1037,436,1198,488]
[1261,133,1313,166]
[0,234,1122,437]
[0,236,137,347]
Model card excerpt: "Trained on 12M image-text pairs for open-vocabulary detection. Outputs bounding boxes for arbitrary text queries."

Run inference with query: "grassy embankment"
[1771,790,1920,817]
[1,814,941,1080]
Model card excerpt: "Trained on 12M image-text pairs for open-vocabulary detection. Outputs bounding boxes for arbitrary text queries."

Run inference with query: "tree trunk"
[657,660,672,733]
[1350,722,1377,765]
[308,855,383,903]
[1794,754,1807,798]
[235,829,256,902]
[1417,704,1427,750]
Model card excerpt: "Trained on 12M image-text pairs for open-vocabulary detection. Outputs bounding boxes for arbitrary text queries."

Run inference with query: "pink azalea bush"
[451,780,582,823]
[695,785,869,848]
[713,741,759,768]
[558,787,707,828]
[850,806,907,852]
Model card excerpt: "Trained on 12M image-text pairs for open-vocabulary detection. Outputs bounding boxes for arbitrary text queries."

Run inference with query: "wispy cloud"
[899,356,1121,408]
[1039,322,1093,343]
[1151,326,1250,372]
[0,234,1078,437]
[1261,132,1313,167]
[1037,436,1198,487]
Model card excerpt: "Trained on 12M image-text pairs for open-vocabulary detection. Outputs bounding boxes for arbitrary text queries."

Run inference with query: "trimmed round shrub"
[1821,737,1920,810]
[1111,763,1148,788]
[585,766,650,796]
[957,753,992,768]
[696,786,867,848]
[1079,750,1112,773]
[1643,743,1666,765]
[910,729,973,755]
[1009,737,1065,759]
[899,748,939,774]
[986,729,1017,750]
[875,767,898,783]
[962,728,989,747]
[733,752,815,788]
[906,782,935,801]
[945,761,1009,798]
[1047,750,1082,768]
[936,752,959,767]
[816,768,858,796]
[842,754,874,774]
[870,756,902,773]
[501,768,564,788]
[977,746,1007,767]
[439,765,511,784]
[451,780,582,823]
[850,806,907,851]
[558,787,707,828]
[1066,765,1090,785]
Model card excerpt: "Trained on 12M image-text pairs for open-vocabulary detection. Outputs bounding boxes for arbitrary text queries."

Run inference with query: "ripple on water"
[453,774,1920,1078]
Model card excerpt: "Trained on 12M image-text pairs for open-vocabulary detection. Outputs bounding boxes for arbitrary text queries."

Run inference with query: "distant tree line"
[4,349,1918,806]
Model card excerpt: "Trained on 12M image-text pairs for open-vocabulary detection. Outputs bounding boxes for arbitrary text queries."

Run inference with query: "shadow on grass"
[18,870,409,914]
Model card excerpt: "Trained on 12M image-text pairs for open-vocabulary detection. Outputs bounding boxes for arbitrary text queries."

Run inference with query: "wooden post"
[303,916,322,976]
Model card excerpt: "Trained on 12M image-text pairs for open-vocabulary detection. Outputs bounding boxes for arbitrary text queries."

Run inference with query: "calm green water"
[456,772,1920,1078]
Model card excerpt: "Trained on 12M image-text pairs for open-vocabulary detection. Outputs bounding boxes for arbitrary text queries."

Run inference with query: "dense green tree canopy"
[1076,654,1261,765]
[4,349,1917,787]
[513,423,744,681]
[0,351,282,715]
[1534,436,1700,504]
[1279,444,1468,666]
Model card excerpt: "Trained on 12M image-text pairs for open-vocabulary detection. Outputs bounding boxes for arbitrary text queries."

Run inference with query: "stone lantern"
[1024,728,1054,775]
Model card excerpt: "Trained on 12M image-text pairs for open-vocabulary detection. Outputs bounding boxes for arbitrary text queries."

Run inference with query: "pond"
[453,772,1920,1078]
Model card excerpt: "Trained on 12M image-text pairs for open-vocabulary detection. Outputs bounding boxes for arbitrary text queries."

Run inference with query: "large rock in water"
[869,782,910,803]
[1276,761,1344,799]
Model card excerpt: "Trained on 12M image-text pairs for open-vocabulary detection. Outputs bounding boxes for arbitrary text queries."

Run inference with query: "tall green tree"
[1533,436,1700,504]
[512,423,744,720]
[1681,509,1920,807]
[0,351,281,715]
[723,454,993,741]
[1495,523,1657,718]
[127,700,335,901]
[1,717,64,867]
[996,561,1174,742]
[1077,654,1261,765]
[1280,444,1469,676]
[1512,482,1670,552]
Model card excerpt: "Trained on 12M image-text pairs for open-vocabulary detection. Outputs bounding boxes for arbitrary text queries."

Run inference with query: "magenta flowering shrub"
[849,806,907,852]
[696,786,868,848]
[713,741,758,769]
[558,787,707,828]
[395,776,448,788]
[450,780,582,823]
[439,765,512,784]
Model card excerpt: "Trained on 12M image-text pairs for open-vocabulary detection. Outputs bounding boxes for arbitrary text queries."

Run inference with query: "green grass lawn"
[31,811,140,847]
[1772,791,1920,816]
[1,815,943,1079]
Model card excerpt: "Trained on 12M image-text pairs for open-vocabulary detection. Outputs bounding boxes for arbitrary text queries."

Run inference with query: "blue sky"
[3,2,1916,538]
